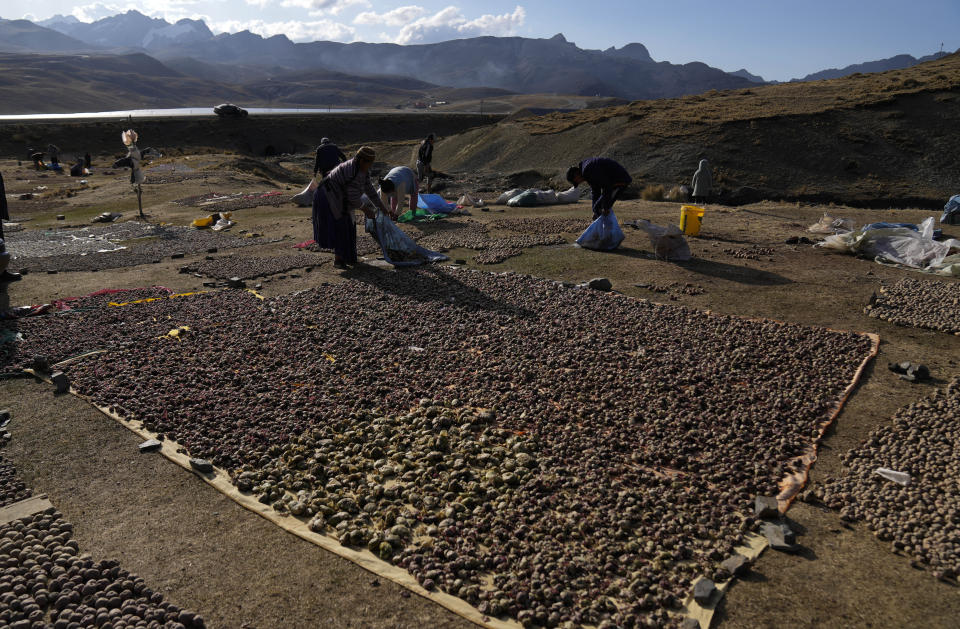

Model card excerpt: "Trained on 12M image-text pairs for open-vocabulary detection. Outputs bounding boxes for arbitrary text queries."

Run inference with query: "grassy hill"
[432,53,960,207]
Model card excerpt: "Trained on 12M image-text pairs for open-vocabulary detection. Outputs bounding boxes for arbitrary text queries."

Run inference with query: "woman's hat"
[356,146,376,162]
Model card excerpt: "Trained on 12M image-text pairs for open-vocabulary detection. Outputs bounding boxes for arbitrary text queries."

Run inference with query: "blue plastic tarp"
[943,195,960,225]
[861,222,918,232]
[365,211,449,267]
[417,193,457,213]
[576,212,625,251]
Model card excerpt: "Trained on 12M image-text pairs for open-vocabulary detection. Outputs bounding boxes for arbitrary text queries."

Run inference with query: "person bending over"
[566,157,632,219]
[379,166,419,216]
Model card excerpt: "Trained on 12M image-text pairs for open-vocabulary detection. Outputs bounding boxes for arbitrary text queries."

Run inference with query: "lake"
[0,107,357,121]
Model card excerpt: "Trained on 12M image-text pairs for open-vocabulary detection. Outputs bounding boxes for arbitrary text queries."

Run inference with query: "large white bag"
[576,212,626,251]
[291,179,318,207]
[365,211,449,266]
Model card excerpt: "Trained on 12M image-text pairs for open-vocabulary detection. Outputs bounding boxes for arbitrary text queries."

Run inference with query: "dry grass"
[640,184,665,201]
[522,52,960,136]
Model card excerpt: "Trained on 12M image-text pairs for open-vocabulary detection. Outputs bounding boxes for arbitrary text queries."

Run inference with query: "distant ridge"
[793,52,947,82]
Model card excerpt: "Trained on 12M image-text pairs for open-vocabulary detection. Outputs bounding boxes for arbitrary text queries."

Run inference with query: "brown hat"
[356,146,376,162]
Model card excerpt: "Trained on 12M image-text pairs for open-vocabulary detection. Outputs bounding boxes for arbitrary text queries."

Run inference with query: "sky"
[3,0,958,81]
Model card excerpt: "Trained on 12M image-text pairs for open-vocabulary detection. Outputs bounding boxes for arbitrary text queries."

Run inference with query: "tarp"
[417,194,457,212]
[365,212,448,266]
[818,217,960,276]
[292,180,317,207]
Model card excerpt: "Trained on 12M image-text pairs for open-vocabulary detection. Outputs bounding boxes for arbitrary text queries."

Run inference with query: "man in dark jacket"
[313,138,346,179]
[566,157,632,219]
[417,134,434,192]
[0,171,23,283]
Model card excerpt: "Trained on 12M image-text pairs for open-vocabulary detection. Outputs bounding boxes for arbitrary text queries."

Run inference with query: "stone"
[681,618,700,629]
[51,371,69,394]
[762,521,797,552]
[254,283,263,290]
[202,281,216,288]
[32,355,49,372]
[719,554,749,577]
[455,259,467,265]
[693,578,717,605]
[138,439,162,453]
[47,270,58,274]
[207,248,218,253]
[56,215,65,220]
[0,409,9,429]
[171,253,185,259]
[586,277,612,291]
[754,495,780,519]
[226,277,246,289]
[189,458,214,474]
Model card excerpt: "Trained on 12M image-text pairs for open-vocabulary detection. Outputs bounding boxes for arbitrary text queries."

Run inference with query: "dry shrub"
[665,185,688,201]
[641,184,665,201]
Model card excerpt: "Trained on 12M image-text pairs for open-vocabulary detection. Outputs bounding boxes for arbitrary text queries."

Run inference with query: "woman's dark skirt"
[312,188,357,263]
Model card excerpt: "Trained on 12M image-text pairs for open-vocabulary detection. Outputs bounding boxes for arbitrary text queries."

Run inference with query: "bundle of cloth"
[496,187,580,206]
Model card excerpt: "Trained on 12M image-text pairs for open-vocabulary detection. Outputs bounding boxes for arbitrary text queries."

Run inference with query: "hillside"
[432,53,960,207]
[794,52,945,82]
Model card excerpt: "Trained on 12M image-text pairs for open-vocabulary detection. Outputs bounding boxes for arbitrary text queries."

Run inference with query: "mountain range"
[0,10,952,111]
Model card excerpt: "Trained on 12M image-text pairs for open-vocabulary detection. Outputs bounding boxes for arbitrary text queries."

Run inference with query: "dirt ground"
[2,153,959,628]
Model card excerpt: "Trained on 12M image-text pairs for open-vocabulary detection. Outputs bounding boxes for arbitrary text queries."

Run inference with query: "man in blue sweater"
[313,138,347,179]
[566,157,632,219]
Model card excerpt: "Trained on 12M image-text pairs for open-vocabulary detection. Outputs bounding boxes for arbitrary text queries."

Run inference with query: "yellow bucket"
[679,205,705,236]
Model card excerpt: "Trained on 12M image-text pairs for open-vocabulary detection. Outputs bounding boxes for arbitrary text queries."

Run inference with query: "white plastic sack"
[809,212,854,234]
[557,186,580,204]
[634,219,692,261]
[365,211,449,267]
[292,179,318,207]
[496,188,525,204]
[211,218,234,231]
[818,217,960,275]
[457,193,484,208]
[534,189,558,205]
[576,212,626,251]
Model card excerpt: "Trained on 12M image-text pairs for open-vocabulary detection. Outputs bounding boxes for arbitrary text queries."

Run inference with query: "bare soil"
[2,152,959,628]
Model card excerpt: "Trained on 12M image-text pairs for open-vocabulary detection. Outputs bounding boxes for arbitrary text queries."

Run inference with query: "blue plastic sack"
[943,194,960,225]
[417,193,457,212]
[365,211,449,267]
[576,211,625,251]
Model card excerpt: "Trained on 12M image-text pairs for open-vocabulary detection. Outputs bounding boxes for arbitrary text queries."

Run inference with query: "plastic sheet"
[808,212,854,234]
[365,211,449,266]
[818,217,960,276]
[943,194,960,225]
[417,194,457,212]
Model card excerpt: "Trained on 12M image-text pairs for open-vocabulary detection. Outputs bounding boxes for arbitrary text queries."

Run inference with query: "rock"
[31,355,50,372]
[587,277,612,292]
[254,283,263,290]
[47,269,58,274]
[189,458,214,474]
[171,253,185,259]
[693,578,717,605]
[762,521,797,552]
[202,282,216,288]
[56,215,65,220]
[207,248,218,253]
[0,409,8,429]
[719,554,749,577]
[754,495,780,519]
[138,439,162,453]
[681,618,700,629]
[51,371,69,394]
[226,277,246,289]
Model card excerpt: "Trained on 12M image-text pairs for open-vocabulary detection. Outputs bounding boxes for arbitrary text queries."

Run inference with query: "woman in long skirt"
[312,146,393,268]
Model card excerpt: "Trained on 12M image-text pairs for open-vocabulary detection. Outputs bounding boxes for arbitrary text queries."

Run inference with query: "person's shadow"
[343,264,535,318]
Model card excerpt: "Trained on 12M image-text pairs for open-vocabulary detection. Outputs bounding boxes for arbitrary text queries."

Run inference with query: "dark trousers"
[312,189,357,263]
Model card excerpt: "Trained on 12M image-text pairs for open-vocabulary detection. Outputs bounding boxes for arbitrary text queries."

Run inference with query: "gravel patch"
[0,452,32,508]
[817,379,960,582]
[865,277,960,335]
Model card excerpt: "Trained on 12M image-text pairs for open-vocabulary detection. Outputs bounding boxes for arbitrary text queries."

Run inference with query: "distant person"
[313,138,346,179]
[691,159,713,204]
[416,134,435,193]
[378,166,419,217]
[47,144,60,167]
[29,148,44,170]
[70,157,85,177]
[313,146,391,269]
[0,170,23,284]
[566,157,633,219]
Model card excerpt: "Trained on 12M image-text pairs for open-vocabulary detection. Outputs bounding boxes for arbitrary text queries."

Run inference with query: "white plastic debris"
[875,467,911,485]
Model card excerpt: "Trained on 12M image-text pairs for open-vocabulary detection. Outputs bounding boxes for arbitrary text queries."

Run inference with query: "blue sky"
[4,0,957,81]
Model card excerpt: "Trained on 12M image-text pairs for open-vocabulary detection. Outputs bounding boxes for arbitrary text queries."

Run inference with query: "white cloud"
[392,5,525,45]
[354,5,426,27]
[244,0,370,14]
[71,1,208,24]
[211,18,356,42]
